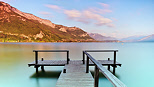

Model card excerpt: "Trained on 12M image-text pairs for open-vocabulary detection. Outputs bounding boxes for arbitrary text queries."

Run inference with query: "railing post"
[108,58,110,71]
[41,58,45,72]
[113,51,116,75]
[83,51,85,64]
[67,51,69,64]
[35,51,38,74]
[86,56,89,73]
[94,65,99,87]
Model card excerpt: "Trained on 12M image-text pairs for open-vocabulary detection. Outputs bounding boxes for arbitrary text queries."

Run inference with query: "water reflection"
[30,71,61,78]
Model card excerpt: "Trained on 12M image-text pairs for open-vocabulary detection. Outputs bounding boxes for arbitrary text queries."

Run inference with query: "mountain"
[120,35,146,42]
[120,34,154,42]
[0,1,94,42]
[138,34,154,42]
[88,33,118,42]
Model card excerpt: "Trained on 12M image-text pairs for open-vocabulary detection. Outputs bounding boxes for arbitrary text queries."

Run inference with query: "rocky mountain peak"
[0,1,55,28]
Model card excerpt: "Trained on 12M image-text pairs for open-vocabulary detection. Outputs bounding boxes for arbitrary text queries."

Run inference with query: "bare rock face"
[0,1,55,28]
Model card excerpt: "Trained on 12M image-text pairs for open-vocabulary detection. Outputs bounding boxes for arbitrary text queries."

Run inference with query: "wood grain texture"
[28,60,121,66]
[56,64,94,87]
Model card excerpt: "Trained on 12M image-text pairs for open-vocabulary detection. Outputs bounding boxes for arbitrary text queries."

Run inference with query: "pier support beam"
[83,51,85,64]
[107,58,110,71]
[94,65,99,87]
[35,66,38,74]
[86,56,89,73]
[113,51,116,75]
[41,58,45,72]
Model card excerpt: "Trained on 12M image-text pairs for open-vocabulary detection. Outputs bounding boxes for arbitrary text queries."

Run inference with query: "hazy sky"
[1,0,154,38]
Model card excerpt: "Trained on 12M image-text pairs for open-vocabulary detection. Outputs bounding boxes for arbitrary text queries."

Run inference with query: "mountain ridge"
[0,1,94,42]
[88,33,118,42]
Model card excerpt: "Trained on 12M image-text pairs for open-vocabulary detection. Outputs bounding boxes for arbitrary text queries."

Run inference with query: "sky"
[1,0,154,38]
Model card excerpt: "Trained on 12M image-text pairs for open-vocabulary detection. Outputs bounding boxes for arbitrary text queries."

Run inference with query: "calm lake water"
[0,42,153,87]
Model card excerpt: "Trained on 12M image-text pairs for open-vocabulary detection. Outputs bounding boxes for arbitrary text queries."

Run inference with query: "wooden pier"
[56,64,94,87]
[28,50,126,87]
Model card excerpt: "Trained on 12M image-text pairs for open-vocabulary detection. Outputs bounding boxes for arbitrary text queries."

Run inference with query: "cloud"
[64,10,81,18]
[39,11,53,18]
[99,3,110,8]
[39,11,51,15]
[45,3,114,27]
[88,7,112,14]
[45,4,61,10]
[64,10,114,27]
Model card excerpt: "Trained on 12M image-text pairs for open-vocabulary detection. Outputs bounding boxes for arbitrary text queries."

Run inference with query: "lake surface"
[0,42,153,87]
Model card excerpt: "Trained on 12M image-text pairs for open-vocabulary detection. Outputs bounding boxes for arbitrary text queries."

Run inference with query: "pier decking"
[28,50,126,87]
[56,64,94,87]
[28,60,121,66]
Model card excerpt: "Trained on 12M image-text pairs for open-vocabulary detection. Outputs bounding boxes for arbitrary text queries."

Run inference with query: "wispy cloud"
[39,11,51,15]
[64,10,81,18]
[39,11,53,18]
[45,4,61,10]
[88,7,112,14]
[64,10,113,27]
[99,3,110,8]
[45,3,114,27]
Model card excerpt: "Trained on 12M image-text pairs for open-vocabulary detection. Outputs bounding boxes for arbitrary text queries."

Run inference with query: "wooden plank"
[28,60,121,67]
[85,50,118,52]
[33,50,69,52]
[56,64,94,87]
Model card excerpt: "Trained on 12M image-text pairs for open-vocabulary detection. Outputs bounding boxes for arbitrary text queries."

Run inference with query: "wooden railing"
[83,50,118,74]
[83,51,126,87]
[33,50,69,73]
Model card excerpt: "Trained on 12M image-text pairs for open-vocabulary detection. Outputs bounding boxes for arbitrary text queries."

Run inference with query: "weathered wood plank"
[85,50,118,52]
[56,64,94,87]
[28,60,121,67]
[33,50,69,52]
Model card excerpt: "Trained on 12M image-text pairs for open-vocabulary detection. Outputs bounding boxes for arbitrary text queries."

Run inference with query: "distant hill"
[0,1,94,42]
[120,34,154,42]
[120,35,146,42]
[138,34,154,42]
[88,33,118,42]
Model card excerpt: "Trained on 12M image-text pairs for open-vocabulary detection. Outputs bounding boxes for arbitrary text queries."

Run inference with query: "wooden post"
[36,66,38,74]
[63,69,66,73]
[35,51,38,74]
[41,58,45,72]
[108,58,110,71]
[83,51,85,64]
[94,65,99,87]
[86,56,89,73]
[35,51,38,64]
[113,51,116,75]
[67,51,69,64]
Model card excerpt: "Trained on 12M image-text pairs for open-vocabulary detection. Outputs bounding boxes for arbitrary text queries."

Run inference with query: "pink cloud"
[64,10,81,18]
[45,4,114,27]
[99,3,110,8]
[39,11,51,15]
[63,9,114,27]
[45,4,61,10]
[88,7,112,14]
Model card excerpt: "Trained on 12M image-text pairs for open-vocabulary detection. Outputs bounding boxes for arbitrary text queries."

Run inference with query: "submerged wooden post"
[86,56,89,73]
[83,51,85,64]
[94,65,99,87]
[67,51,69,64]
[108,58,110,71]
[41,58,45,72]
[35,51,38,74]
[113,51,116,75]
